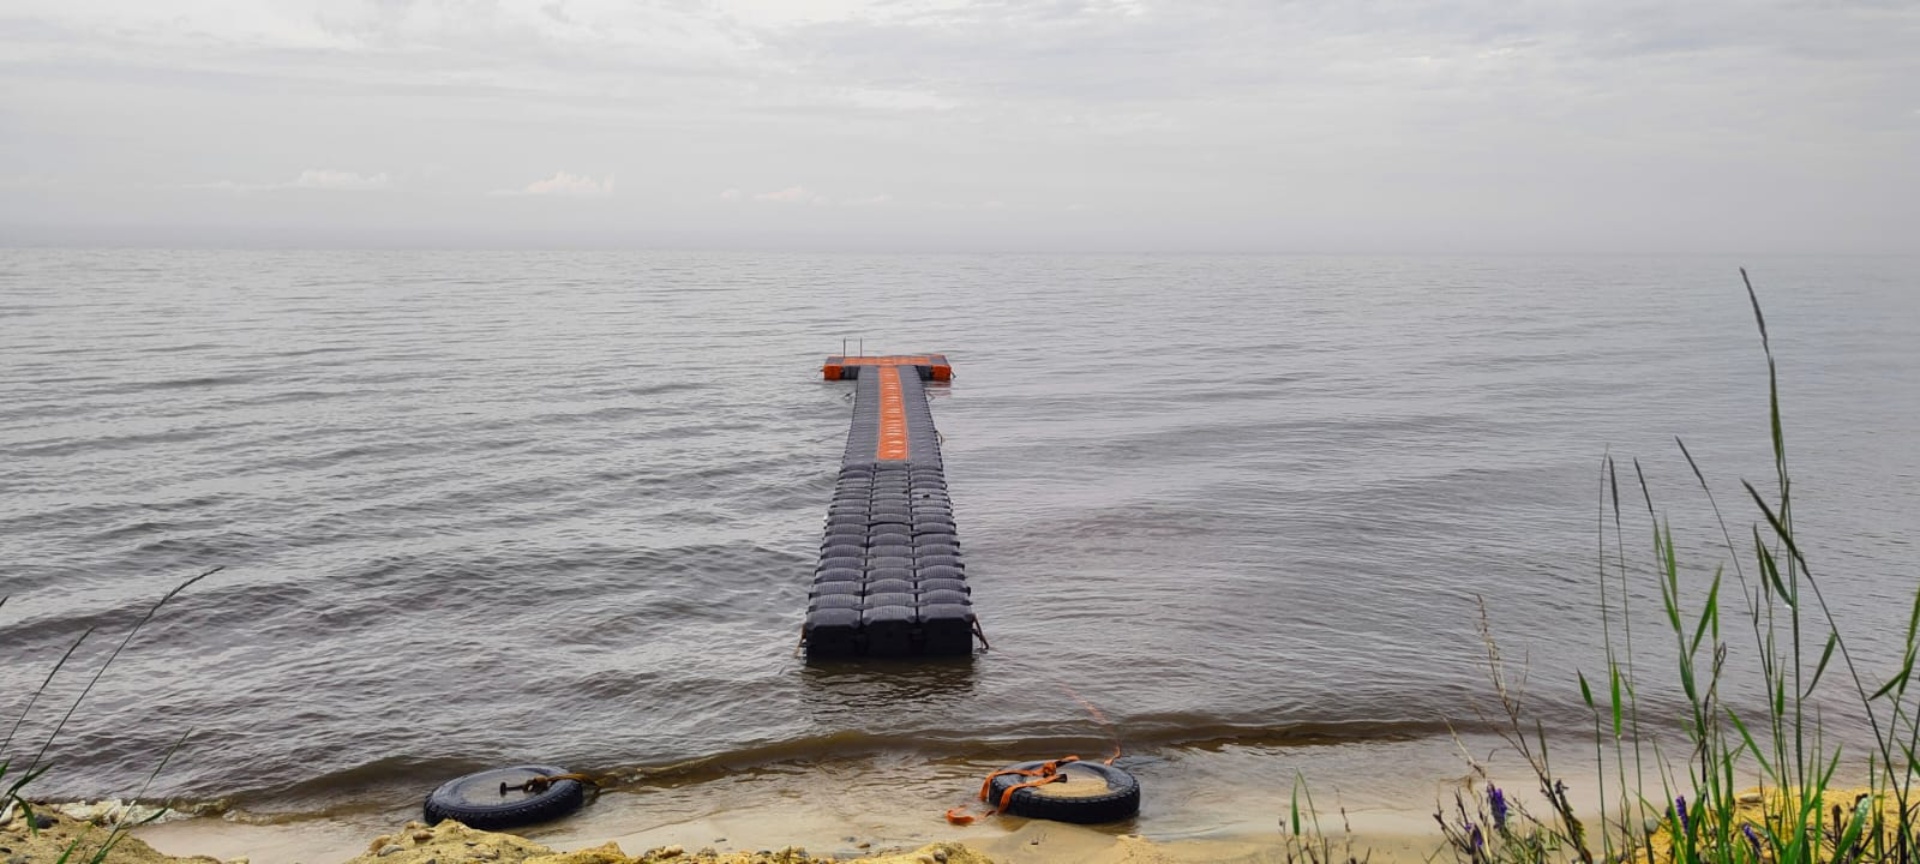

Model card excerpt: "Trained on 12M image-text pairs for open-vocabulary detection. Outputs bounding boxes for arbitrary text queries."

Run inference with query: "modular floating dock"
[802,354,978,660]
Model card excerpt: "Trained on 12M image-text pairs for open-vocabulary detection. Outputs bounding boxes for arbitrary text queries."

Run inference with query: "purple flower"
[1489,786,1509,831]
[1470,824,1485,855]
[1743,824,1763,855]
[1675,796,1691,835]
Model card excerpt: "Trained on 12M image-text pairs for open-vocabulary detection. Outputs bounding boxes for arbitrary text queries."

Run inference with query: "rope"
[1054,681,1120,764]
[970,617,992,652]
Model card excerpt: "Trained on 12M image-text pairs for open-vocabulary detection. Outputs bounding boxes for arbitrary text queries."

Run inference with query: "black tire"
[423,765,586,830]
[986,760,1139,825]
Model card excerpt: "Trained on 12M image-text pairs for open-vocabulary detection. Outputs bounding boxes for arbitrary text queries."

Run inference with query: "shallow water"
[3,250,1917,820]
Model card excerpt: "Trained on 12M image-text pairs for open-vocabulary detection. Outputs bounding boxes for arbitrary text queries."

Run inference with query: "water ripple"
[1,250,1915,813]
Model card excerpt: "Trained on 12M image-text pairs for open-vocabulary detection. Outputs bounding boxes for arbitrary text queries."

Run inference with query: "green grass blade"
[1610,664,1624,737]
[1903,585,1920,645]
[1608,456,1623,529]
[1873,590,1920,702]
[1691,569,1721,657]
[1635,458,1657,518]
[1743,480,1803,561]
[1753,529,1791,606]
[5,762,53,802]
[1869,657,1913,702]
[54,824,100,864]
[1299,771,1323,835]
[1742,269,1790,476]
[4,627,96,754]
[1728,710,1773,777]
[1289,772,1303,835]
[1743,268,1770,349]
[27,567,219,773]
[84,729,193,864]
[1836,794,1872,862]
[1808,632,1838,697]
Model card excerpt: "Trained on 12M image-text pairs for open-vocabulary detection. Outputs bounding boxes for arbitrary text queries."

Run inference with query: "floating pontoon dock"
[803,354,976,660]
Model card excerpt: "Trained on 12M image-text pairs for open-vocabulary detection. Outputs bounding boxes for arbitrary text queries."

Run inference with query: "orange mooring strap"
[996,774,1067,811]
[941,755,1083,825]
[976,755,1081,803]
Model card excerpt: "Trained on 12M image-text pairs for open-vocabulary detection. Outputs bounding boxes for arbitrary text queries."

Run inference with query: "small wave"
[270,346,359,359]
[593,381,714,398]
[230,716,1498,814]
[116,374,259,393]
[136,342,227,355]
[12,427,223,458]
[53,799,197,825]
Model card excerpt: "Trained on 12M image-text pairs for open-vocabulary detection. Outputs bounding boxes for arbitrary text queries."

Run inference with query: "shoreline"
[52,728,1774,864]
[132,815,1444,864]
[116,733,1568,864]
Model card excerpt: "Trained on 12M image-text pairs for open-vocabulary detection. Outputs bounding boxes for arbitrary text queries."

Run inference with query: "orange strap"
[976,755,1080,803]
[947,749,1119,825]
[996,774,1067,811]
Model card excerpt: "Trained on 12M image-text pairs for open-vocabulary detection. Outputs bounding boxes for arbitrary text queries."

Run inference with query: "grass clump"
[2,567,217,864]
[1439,271,1920,864]
[1281,771,1372,864]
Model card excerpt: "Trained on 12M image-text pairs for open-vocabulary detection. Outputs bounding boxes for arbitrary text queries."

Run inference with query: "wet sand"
[121,734,1575,864]
[104,727,1749,864]
[132,814,1439,864]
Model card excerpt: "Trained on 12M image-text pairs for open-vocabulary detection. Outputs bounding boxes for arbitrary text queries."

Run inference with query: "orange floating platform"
[821,354,953,382]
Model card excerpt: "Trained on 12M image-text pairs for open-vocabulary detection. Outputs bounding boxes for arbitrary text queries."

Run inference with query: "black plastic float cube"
[804,608,861,659]
[919,604,975,656]
[861,604,918,657]
[864,579,914,596]
[920,589,971,607]
[915,578,969,595]
[808,594,861,611]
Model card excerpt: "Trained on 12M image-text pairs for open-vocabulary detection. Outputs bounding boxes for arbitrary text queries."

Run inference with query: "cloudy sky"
[1,0,1914,252]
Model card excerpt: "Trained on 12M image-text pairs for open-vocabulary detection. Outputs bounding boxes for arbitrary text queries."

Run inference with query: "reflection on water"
[799,658,980,714]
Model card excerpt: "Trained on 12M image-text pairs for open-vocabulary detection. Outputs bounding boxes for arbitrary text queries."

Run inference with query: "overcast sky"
[1,0,1914,253]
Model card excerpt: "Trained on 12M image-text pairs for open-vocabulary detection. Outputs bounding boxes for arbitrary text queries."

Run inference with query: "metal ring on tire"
[422,765,586,830]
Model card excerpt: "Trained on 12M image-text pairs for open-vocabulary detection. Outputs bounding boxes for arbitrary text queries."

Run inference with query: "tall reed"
[1442,272,1920,864]
[2,567,217,864]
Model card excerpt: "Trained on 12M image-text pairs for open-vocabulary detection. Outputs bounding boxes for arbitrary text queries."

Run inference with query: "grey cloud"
[0,0,1913,252]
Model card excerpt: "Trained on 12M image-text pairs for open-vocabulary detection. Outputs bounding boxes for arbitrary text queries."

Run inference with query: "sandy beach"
[106,735,1509,864]
[14,780,1449,864]
[0,729,1682,864]
[125,814,1438,864]
[13,737,1571,864]
[81,807,1442,864]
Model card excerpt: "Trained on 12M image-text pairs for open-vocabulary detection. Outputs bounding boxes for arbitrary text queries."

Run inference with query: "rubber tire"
[986,760,1140,825]
[423,764,586,830]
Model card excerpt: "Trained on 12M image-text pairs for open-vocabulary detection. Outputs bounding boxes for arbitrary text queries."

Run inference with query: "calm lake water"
[2,250,1916,821]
